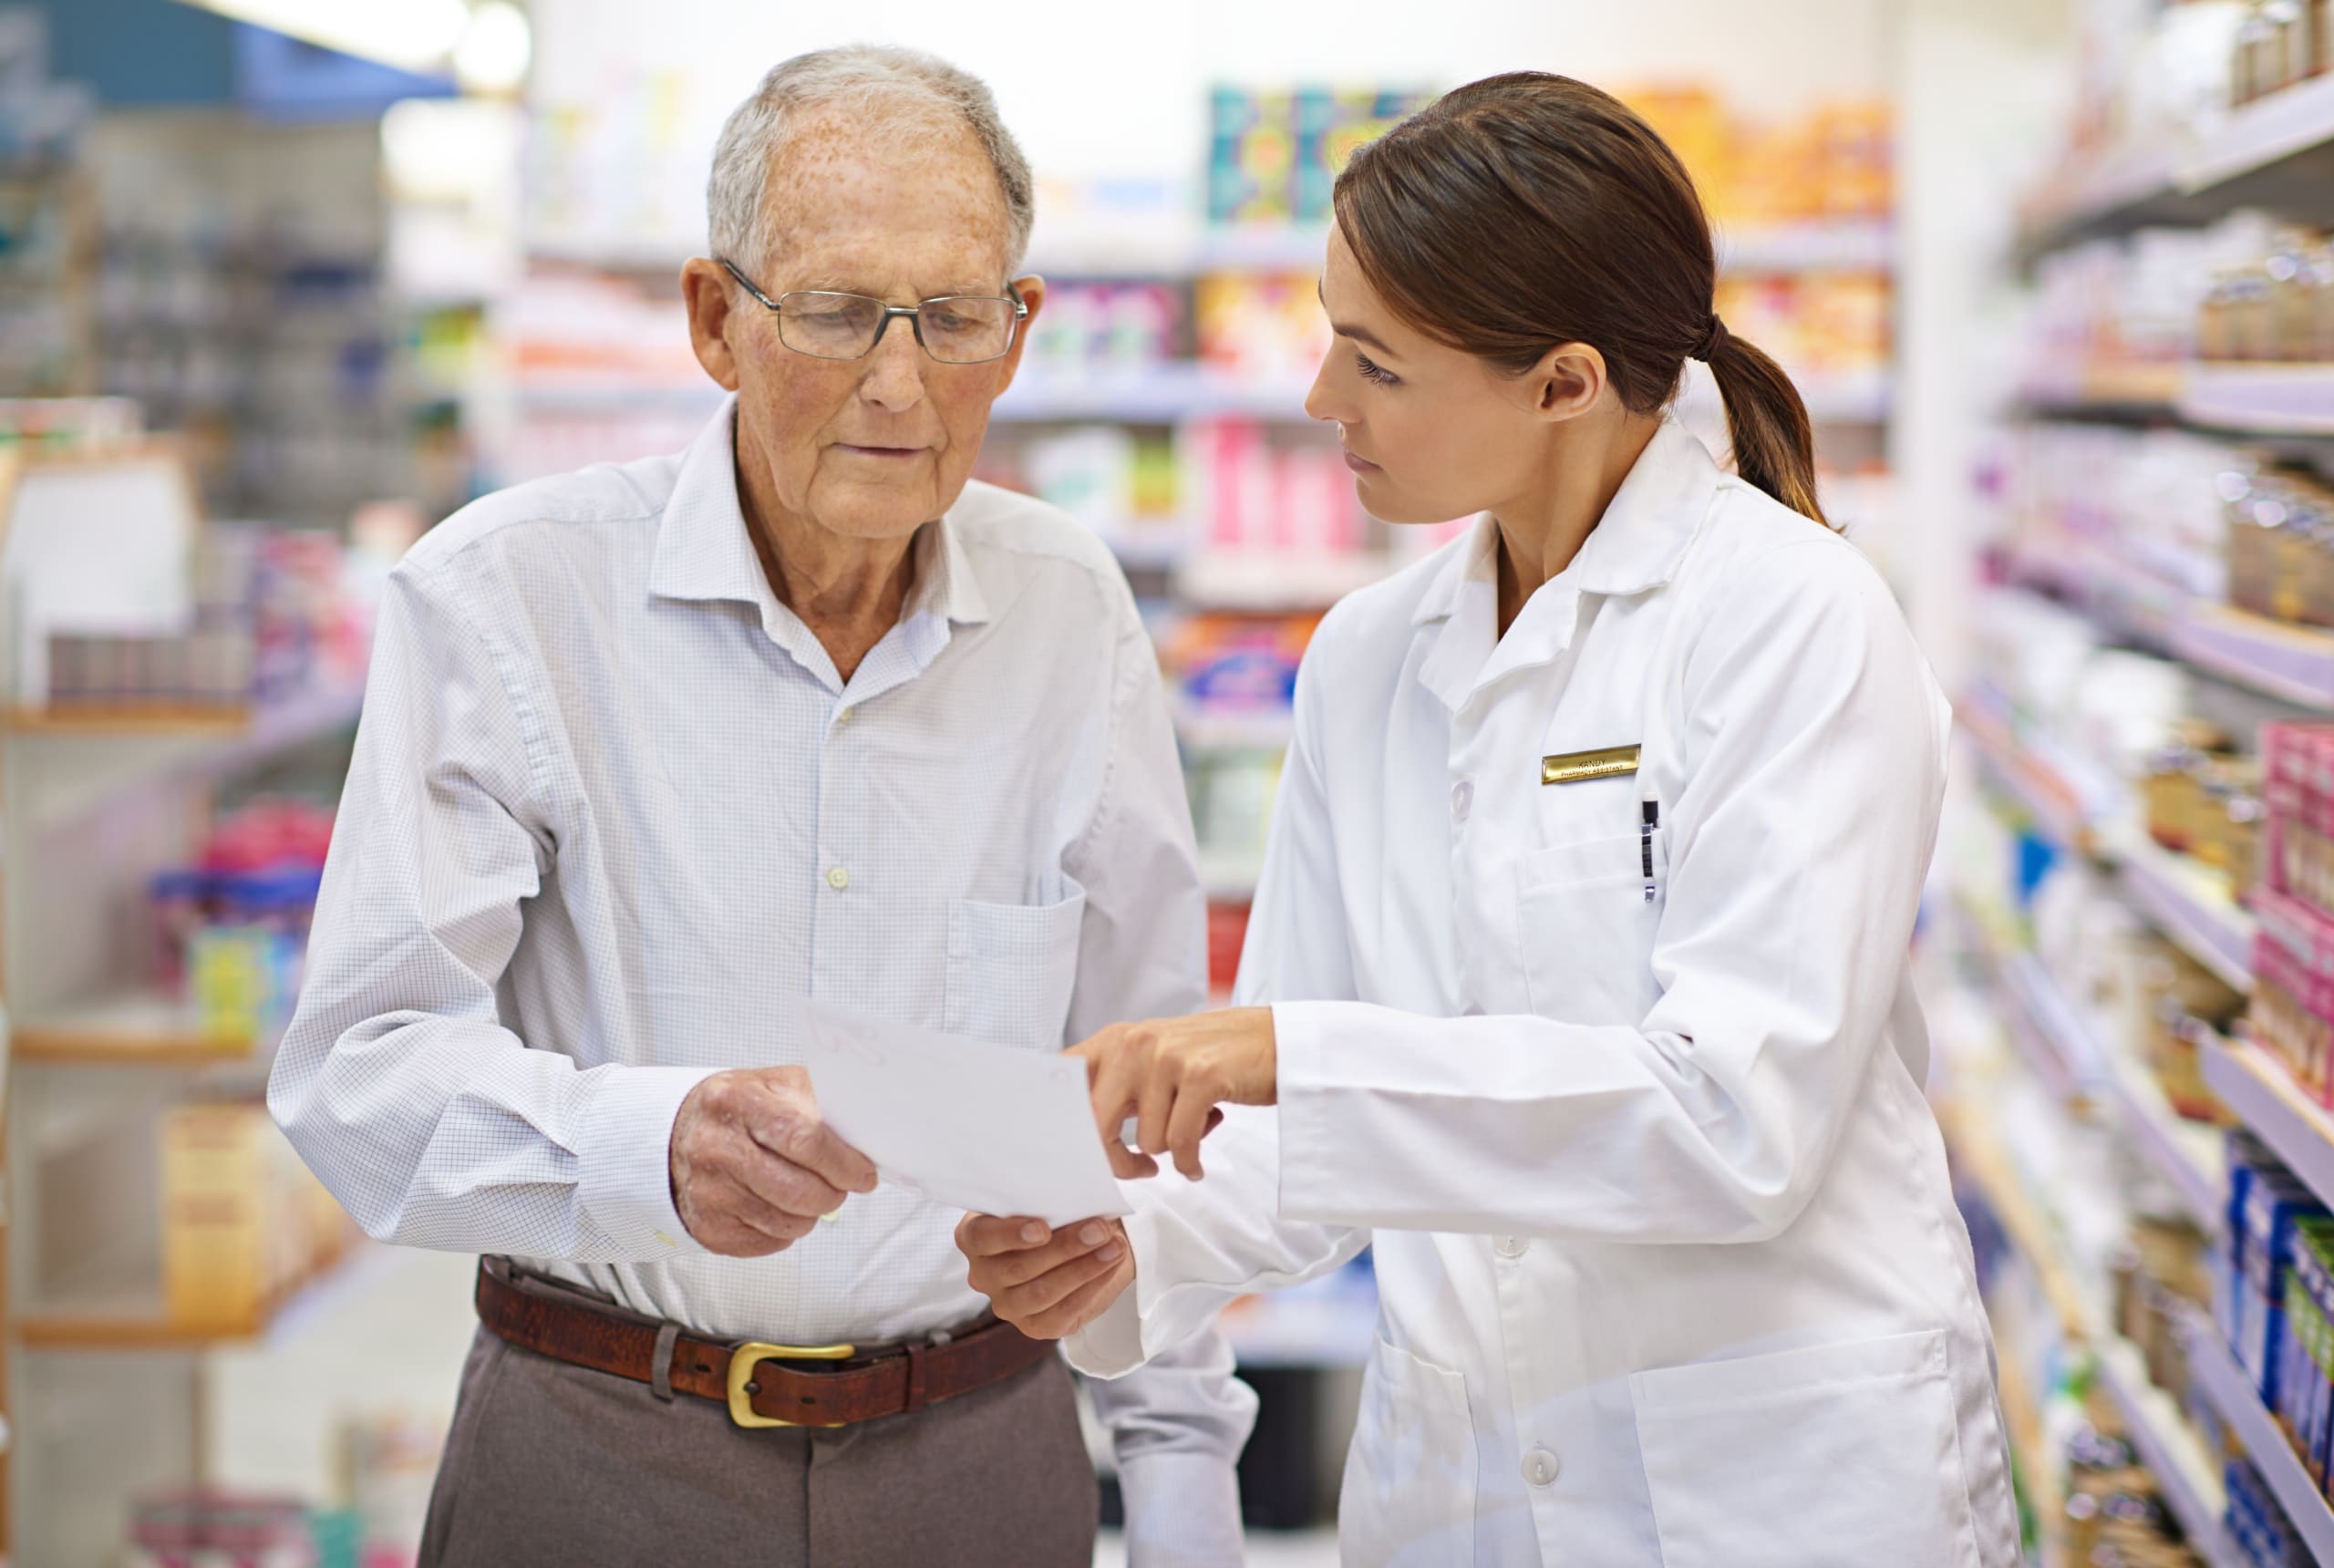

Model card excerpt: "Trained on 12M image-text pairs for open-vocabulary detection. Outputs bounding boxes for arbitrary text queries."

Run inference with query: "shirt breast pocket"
[1513,828,1668,1025]
[942,880,1088,1049]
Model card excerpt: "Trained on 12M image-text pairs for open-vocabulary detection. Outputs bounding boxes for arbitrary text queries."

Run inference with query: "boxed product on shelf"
[1022,280,1184,373]
[2232,0,2334,108]
[2261,722,2334,926]
[1622,88,1892,223]
[126,1489,317,1568]
[2144,727,2265,906]
[148,797,335,1037]
[2230,1137,2331,1402]
[1182,419,1363,556]
[0,394,139,451]
[2226,1451,2313,1567]
[1194,272,1331,381]
[2274,1215,2334,1484]
[2198,226,2334,362]
[2063,1412,2201,1566]
[160,1102,354,1332]
[1710,271,1890,376]
[1206,84,1434,226]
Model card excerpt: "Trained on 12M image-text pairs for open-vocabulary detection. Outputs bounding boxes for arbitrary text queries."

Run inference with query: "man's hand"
[1073,1007,1276,1181]
[668,1067,879,1256]
[956,1213,1133,1339]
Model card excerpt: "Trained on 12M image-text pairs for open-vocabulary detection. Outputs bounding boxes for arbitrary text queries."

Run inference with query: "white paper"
[794,999,1131,1228]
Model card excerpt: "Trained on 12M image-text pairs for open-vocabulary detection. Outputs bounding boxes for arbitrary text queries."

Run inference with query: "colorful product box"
[2245,1168,2330,1402]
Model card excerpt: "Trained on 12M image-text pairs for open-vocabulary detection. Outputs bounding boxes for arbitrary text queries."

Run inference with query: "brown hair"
[1333,72,1829,527]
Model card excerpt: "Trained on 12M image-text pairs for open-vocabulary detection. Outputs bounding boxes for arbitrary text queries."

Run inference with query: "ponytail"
[1702,326,1828,527]
[1334,71,1834,531]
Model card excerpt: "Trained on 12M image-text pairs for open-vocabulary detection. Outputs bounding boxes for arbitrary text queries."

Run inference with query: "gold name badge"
[1541,744,1642,786]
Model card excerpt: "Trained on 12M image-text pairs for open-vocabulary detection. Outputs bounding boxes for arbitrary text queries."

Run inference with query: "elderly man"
[271,45,1253,1568]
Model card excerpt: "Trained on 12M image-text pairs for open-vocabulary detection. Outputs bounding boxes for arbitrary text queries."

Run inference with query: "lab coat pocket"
[1337,1336,1476,1568]
[1630,1328,1978,1568]
[1513,829,1668,1024]
[942,881,1087,1048]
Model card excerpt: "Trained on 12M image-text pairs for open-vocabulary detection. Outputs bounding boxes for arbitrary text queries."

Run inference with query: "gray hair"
[707,45,1035,278]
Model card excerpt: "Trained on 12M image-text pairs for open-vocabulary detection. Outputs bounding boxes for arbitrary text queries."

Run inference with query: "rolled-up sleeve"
[269,561,713,1262]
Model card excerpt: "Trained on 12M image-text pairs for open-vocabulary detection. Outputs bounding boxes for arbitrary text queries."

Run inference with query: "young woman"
[961,73,2016,1567]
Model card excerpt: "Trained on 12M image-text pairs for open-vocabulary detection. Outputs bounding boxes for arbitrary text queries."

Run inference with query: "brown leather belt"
[474,1257,1057,1429]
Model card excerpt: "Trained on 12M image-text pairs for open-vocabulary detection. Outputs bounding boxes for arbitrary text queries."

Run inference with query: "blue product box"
[2244,1173,2328,1400]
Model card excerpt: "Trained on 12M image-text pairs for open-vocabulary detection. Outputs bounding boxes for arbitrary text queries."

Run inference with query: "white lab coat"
[1069,420,2020,1567]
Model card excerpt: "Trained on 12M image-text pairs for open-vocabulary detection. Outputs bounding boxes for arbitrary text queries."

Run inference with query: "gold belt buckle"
[727,1339,857,1429]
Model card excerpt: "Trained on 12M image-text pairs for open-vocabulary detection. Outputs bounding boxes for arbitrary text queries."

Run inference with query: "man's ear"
[991,273,1048,397]
[682,257,744,392]
[1520,340,1606,423]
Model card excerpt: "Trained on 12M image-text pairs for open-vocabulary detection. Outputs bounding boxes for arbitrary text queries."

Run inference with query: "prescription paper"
[793,999,1132,1228]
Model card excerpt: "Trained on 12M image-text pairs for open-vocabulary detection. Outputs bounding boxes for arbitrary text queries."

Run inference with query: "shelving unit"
[2017,72,2334,261]
[2096,1331,2236,1566]
[9,992,261,1067]
[17,1244,361,1350]
[2201,1033,2334,1213]
[2188,1308,2334,1562]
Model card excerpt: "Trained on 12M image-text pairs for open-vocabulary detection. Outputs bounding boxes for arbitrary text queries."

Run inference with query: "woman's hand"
[955,1213,1133,1339]
[1073,1007,1276,1181]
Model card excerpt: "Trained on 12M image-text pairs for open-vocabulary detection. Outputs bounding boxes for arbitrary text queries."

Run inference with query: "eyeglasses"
[718,258,1028,366]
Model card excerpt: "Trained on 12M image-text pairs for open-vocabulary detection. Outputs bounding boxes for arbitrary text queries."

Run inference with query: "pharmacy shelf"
[2203,1033,2334,1215]
[9,990,261,1067]
[2001,546,2334,714]
[2186,1306,2334,1563]
[1940,1098,2097,1343]
[2174,603,2334,712]
[1989,948,2103,1104]
[2095,1331,2236,1566]
[992,365,1317,424]
[1021,217,1891,279]
[17,1243,360,1351]
[1174,703,1295,751]
[2019,74,2334,262]
[2016,140,2187,261]
[2181,363,2334,437]
[2019,358,2186,417]
[2093,1041,2229,1233]
[2113,833,2256,995]
[0,677,368,802]
[1957,694,2094,854]
[1177,548,1392,610]
[1959,903,2225,1228]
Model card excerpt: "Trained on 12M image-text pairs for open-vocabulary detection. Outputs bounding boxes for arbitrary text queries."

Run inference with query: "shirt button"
[1450,779,1473,821]
[835,707,853,726]
[1494,1235,1528,1260]
[826,866,850,892]
[1523,1448,1560,1488]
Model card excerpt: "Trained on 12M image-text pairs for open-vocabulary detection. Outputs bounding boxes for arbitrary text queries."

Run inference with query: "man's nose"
[858,320,928,412]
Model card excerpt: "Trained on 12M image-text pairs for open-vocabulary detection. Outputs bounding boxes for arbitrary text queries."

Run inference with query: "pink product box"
[2267,723,2334,837]
[2257,884,2334,1016]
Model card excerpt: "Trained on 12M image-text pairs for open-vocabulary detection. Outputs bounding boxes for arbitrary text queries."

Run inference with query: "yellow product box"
[160,1105,268,1331]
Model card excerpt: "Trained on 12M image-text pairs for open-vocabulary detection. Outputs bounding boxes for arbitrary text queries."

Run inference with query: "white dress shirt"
[1070,420,2020,1567]
[272,397,1254,1561]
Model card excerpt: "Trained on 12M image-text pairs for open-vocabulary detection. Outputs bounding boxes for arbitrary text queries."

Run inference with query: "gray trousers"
[418,1325,1100,1567]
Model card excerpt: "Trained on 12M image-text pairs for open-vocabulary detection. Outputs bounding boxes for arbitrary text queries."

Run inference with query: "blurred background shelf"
[10,991,261,1066]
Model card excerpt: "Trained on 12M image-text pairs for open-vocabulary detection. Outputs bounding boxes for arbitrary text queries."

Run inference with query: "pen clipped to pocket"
[1639,794,1659,903]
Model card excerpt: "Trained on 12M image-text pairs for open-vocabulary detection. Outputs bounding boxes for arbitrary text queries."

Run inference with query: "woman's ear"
[1523,340,1607,423]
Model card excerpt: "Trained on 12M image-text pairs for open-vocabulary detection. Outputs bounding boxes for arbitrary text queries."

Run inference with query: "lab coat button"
[1450,780,1473,821]
[1523,1448,1560,1488]
[1494,1235,1528,1260]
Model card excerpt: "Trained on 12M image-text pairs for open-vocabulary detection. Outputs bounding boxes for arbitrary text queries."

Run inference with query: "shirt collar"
[647,395,993,632]
[1410,416,1719,630]
[1410,417,1719,712]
